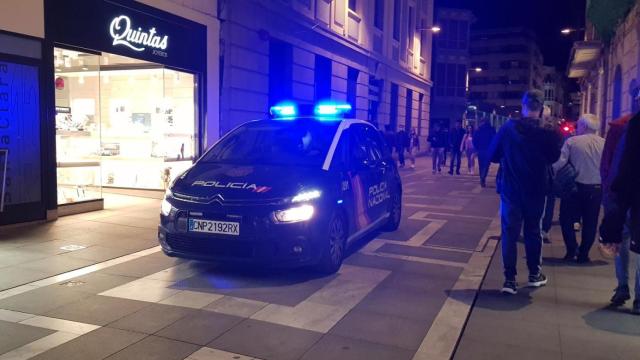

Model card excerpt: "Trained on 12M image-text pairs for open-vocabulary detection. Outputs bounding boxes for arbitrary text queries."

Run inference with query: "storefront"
[45,0,207,214]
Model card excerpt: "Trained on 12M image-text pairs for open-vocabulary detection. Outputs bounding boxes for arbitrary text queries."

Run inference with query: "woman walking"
[461,125,476,175]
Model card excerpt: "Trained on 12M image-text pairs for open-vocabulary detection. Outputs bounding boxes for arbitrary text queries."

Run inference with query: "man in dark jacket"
[600,112,640,314]
[448,121,466,175]
[488,90,562,295]
[428,123,447,174]
[473,120,496,187]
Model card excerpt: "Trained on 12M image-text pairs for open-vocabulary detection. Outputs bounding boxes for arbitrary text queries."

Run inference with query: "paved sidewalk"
[455,207,640,360]
[0,156,501,360]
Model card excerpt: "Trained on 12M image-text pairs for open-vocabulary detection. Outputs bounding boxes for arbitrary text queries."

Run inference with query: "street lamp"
[417,26,442,33]
[561,27,585,35]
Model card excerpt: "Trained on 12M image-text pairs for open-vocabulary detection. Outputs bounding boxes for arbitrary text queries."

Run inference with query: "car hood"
[170,163,329,203]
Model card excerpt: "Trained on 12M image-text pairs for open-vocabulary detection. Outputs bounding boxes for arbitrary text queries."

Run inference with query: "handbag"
[552,161,578,198]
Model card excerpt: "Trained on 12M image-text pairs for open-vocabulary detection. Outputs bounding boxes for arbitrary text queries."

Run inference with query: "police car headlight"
[291,190,321,203]
[273,205,315,223]
[161,198,173,216]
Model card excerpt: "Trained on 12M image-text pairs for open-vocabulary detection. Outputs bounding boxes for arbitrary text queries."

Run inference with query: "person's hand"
[598,242,620,259]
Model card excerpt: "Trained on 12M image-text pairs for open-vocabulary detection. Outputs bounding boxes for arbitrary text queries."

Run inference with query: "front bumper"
[158,205,328,267]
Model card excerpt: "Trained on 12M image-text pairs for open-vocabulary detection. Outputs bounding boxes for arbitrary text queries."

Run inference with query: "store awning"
[567,41,603,78]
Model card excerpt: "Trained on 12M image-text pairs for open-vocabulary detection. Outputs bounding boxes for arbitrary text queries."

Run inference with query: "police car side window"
[350,125,374,165]
[363,127,385,162]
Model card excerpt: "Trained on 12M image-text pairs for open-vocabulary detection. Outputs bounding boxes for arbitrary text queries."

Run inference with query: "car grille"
[165,233,254,258]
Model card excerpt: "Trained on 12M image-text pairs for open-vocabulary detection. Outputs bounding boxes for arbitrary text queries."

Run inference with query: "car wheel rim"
[328,216,345,265]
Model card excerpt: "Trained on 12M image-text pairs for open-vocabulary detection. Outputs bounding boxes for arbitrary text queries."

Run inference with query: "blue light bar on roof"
[270,102,298,118]
[314,102,352,116]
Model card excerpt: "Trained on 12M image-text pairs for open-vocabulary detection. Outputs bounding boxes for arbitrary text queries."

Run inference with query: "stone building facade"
[219,0,435,140]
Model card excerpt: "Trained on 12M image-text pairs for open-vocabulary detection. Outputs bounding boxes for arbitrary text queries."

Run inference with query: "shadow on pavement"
[542,257,609,267]
[453,288,533,312]
[583,306,640,336]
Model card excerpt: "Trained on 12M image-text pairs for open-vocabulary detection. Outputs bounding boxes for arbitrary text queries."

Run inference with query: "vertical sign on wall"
[0,61,41,207]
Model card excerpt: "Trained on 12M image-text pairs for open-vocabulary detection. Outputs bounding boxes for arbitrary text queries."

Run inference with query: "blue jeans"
[501,194,546,281]
[615,222,640,299]
[542,195,556,233]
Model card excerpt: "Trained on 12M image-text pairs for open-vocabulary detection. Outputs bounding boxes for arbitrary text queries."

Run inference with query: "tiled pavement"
[455,204,640,360]
[0,157,502,360]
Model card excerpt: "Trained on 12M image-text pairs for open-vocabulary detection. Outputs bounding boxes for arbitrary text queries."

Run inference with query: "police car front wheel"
[316,212,347,274]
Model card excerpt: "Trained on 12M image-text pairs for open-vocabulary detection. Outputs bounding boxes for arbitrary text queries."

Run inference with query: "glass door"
[54,48,102,204]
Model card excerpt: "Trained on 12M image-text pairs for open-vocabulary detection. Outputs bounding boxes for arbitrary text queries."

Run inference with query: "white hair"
[579,114,600,132]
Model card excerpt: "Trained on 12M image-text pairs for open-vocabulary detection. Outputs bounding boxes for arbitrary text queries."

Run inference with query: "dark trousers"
[542,195,556,233]
[501,194,546,281]
[559,183,603,260]
[449,149,462,174]
[432,148,444,171]
[477,151,490,184]
[397,147,405,166]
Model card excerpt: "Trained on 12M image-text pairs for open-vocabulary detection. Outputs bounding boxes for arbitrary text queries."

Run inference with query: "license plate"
[188,219,240,236]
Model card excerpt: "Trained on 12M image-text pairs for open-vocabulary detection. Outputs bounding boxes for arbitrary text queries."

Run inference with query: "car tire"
[315,211,347,274]
[382,188,402,231]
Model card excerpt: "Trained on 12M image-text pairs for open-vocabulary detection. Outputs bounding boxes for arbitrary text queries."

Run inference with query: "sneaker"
[542,231,551,244]
[410,164,416,169]
[632,300,640,315]
[432,169,436,175]
[610,286,630,306]
[527,273,548,287]
[501,280,518,295]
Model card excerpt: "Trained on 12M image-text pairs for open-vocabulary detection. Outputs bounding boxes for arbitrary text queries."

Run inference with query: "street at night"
[2,0,640,359]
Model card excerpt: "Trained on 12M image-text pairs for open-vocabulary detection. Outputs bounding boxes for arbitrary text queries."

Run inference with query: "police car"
[158,101,402,273]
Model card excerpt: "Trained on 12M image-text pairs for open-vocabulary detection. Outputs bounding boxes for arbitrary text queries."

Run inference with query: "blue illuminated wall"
[0,61,41,206]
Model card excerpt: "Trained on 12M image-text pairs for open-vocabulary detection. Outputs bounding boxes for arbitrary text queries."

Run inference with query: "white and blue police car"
[158,101,402,273]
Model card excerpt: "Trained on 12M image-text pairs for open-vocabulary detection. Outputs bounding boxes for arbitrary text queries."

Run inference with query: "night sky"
[437,0,587,70]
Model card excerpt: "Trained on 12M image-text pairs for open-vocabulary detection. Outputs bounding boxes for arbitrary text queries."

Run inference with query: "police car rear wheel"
[317,212,346,274]
[383,189,401,231]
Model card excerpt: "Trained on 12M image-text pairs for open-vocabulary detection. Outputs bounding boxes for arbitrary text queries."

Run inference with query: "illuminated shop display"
[54,49,196,204]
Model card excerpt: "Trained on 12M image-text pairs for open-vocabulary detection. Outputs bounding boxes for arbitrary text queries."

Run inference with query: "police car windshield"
[201,119,340,167]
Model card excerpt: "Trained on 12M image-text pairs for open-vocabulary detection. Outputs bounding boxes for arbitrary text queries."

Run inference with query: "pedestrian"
[410,128,420,154]
[461,124,476,175]
[448,120,465,175]
[598,113,638,312]
[441,126,449,168]
[383,125,397,160]
[473,119,496,187]
[396,126,414,168]
[428,122,446,174]
[553,114,604,263]
[488,89,562,295]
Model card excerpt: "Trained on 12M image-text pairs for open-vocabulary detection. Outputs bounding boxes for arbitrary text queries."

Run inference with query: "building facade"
[429,7,474,129]
[568,0,640,134]
[0,0,220,225]
[542,65,565,121]
[468,28,544,117]
[218,0,434,139]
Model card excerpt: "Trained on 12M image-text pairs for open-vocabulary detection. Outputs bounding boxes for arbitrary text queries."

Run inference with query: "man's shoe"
[456,171,461,175]
[501,280,518,295]
[480,181,487,188]
[527,273,548,287]
[563,252,576,261]
[632,300,640,315]
[610,285,630,306]
[432,170,436,175]
[542,231,551,244]
[448,171,454,175]
[576,256,591,264]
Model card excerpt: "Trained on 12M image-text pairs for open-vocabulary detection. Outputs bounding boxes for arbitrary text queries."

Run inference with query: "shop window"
[54,48,197,203]
[348,0,356,11]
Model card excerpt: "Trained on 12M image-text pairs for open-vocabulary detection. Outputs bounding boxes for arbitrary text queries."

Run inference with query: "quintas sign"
[109,15,168,56]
